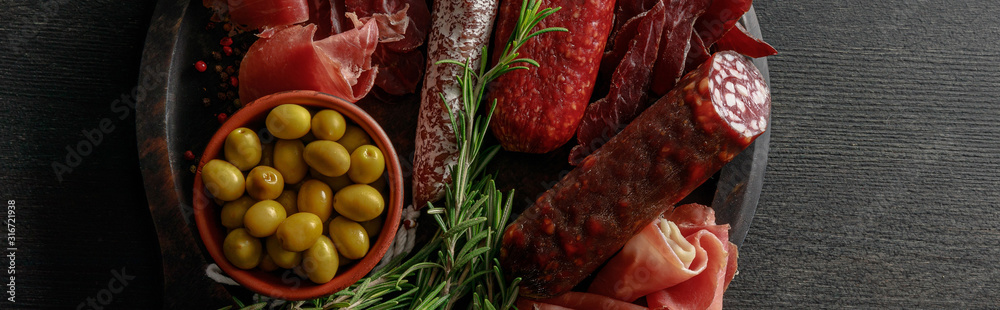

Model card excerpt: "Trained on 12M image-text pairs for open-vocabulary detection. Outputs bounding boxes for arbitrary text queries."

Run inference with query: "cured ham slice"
[587,218,705,302]
[645,230,732,310]
[238,21,379,103]
[587,204,738,307]
[517,291,648,310]
[345,0,431,52]
[228,0,309,30]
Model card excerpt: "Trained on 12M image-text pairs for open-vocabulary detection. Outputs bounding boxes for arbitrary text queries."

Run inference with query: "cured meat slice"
[411,0,499,208]
[648,0,711,95]
[487,0,616,154]
[693,0,752,46]
[345,0,430,52]
[238,21,378,103]
[571,1,667,165]
[684,32,710,74]
[372,47,425,95]
[345,4,411,43]
[499,51,769,298]
[227,0,309,30]
[588,204,733,303]
[645,229,733,310]
[713,23,778,58]
[516,291,648,310]
[588,217,705,302]
[597,3,653,90]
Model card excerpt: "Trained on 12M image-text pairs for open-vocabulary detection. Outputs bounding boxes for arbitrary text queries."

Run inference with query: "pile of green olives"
[203,104,389,284]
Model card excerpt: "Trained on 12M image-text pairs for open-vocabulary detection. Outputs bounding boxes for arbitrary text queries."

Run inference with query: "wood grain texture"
[725,0,1000,307]
[0,1,162,309]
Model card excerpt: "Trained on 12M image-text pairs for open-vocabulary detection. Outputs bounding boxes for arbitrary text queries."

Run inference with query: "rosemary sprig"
[223,1,564,309]
[415,1,564,308]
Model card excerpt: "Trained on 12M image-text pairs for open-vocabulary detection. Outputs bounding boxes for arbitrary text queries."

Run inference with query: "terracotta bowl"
[192,90,403,301]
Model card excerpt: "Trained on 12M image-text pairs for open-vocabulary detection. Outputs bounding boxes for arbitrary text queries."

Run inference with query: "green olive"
[266,235,302,269]
[259,252,279,271]
[369,174,389,198]
[244,200,287,237]
[259,142,275,167]
[303,140,351,177]
[274,190,298,214]
[337,125,372,154]
[328,216,370,260]
[311,109,347,141]
[360,215,384,240]
[224,127,262,171]
[202,159,246,201]
[333,184,384,222]
[297,180,334,222]
[310,168,352,192]
[274,139,308,184]
[245,166,284,200]
[220,196,256,229]
[266,104,312,139]
[223,228,262,269]
[347,145,385,184]
[276,212,323,252]
[302,236,339,284]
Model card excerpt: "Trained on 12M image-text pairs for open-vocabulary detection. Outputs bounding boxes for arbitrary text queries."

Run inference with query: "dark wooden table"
[2,0,998,308]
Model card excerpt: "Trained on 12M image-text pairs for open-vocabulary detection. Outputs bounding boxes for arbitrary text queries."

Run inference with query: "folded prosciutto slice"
[588,204,738,307]
[238,20,379,103]
[228,0,310,30]
[646,229,737,310]
[517,291,648,310]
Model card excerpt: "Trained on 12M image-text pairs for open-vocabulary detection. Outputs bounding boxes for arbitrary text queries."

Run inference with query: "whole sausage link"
[500,51,770,298]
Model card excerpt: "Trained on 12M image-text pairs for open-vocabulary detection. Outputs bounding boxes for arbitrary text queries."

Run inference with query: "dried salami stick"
[500,51,770,298]
[487,0,616,154]
[412,0,499,208]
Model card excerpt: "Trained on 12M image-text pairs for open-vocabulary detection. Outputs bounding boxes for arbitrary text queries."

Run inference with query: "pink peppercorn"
[194,61,207,72]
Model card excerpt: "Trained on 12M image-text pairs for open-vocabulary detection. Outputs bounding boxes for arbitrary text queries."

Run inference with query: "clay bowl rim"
[192,90,404,301]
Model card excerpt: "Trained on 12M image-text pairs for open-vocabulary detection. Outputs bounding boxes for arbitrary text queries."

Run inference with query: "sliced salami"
[499,51,770,298]
[411,0,499,208]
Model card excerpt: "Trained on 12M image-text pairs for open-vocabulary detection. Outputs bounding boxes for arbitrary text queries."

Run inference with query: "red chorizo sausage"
[487,0,616,154]
[411,0,499,208]
[499,51,771,298]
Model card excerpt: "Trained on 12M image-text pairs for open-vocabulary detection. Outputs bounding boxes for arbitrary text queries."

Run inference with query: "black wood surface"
[1,0,998,309]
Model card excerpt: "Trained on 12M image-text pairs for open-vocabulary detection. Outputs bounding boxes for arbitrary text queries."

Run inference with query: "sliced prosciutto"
[587,204,738,306]
[587,217,706,302]
[238,20,379,103]
[227,0,309,30]
[516,291,648,310]
[345,0,431,52]
[646,230,735,310]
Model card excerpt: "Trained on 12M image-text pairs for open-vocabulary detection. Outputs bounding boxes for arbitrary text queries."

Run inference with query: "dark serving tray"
[135,0,770,308]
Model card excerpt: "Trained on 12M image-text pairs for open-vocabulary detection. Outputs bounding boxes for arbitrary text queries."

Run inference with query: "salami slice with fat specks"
[412,0,499,208]
[571,1,667,165]
[500,51,770,298]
